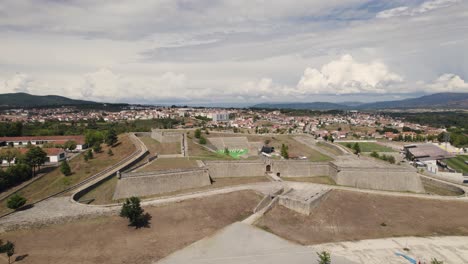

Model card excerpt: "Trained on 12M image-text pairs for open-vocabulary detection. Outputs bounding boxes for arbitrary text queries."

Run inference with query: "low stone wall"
[113,168,211,200]
[270,160,330,177]
[335,167,425,193]
[205,160,266,178]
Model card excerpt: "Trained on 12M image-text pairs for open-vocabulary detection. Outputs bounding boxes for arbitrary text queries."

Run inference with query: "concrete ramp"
[156,222,356,264]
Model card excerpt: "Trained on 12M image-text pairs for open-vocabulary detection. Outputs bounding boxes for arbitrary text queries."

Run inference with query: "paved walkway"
[309,236,468,264]
[156,222,356,264]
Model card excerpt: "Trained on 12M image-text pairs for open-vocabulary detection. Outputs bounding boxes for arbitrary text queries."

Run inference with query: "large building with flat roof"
[404,143,453,162]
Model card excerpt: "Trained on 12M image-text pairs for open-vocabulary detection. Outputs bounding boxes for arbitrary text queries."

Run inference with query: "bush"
[107,149,114,156]
[120,197,152,228]
[199,136,207,145]
[370,151,379,158]
[93,143,102,153]
[7,194,27,210]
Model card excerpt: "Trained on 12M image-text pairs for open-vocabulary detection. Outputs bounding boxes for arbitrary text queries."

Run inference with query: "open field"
[421,178,464,196]
[136,158,199,172]
[138,136,181,155]
[0,191,261,264]
[339,142,396,152]
[283,176,336,185]
[0,134,135,215]
[79,176,269,205]
[256,190,468,245]
[445,155,468,173]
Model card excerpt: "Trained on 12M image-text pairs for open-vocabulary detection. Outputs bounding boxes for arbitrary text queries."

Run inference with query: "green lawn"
[445,155,468,174]
[338,142,395,152]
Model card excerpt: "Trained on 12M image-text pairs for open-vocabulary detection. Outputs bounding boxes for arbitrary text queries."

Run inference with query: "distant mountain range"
[0,92,467,110]
[253,93,468,110]
[0,93,99,108]
[0,93,130,110]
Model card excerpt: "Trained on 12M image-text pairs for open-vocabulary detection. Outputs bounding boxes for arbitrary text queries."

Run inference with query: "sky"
[0,0,467,106]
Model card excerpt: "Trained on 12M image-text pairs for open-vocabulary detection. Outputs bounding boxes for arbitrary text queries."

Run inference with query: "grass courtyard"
[445,155,468,174]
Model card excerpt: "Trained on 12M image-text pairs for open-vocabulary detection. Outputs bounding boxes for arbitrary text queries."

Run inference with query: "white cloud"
[296,55,403,95]
[78,68,187,102]
[377,0,460,18]
[3,73,33,93]
[427,74,468,92]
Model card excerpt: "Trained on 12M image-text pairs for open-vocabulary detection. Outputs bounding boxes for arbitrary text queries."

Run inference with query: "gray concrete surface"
[156,222,356,264]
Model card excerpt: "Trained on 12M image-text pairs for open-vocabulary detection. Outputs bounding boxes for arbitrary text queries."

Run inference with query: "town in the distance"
[0,91,466,264]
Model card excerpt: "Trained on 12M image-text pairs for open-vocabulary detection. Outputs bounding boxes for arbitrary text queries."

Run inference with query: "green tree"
[281,144,289,159]
[353,143,361,154]
[317,251,331,264]
[85,130,104,147]
[60,160,72,176]
[387,155,396,164]
[7,194,27,210]
[194,129,202,139]
[105,129,118,146]
[120,196,152,228]
[64,140,77,151]
[0,148,19,167]
[199,136,207,145]
[0,240,15,264]
[107,149,114,156]
[24,146,47,176]
[224,147,230,155]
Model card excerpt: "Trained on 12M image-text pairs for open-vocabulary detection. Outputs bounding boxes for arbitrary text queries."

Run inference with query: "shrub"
[7,194,27,210]
[199,136,207,145]
[107,149,114,156]
[316,251,331,264]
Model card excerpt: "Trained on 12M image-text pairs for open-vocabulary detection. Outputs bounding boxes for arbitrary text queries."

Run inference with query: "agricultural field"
[0,134,135,215]
[445,155,468,173]
[339,142,395,152]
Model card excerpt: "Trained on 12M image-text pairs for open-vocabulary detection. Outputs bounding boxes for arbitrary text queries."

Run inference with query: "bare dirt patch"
[256,190,468,245]
[0,191,261,264]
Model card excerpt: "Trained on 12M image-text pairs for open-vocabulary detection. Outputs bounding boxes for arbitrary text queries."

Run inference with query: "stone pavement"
[156,222,356,264]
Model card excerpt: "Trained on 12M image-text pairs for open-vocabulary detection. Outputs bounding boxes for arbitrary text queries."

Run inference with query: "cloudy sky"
[0,0,467,105]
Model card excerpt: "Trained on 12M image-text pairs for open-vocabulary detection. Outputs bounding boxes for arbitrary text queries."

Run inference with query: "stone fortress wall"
[114,158,426,199]
[113,168,211,200]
